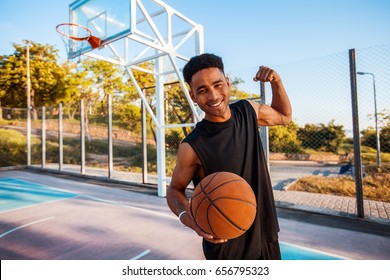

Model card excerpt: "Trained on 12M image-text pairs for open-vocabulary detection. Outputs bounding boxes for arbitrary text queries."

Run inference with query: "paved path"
[273,190,390,224]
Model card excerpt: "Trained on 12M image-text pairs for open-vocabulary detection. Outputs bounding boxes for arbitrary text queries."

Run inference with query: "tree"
[381,123,390,153]
[361,110,390,152]
[61,62,95,120]
[361,128,376,149]
[269,121,302,153]
[113,62,154,133]
[166,83,194,137]
[297,120,346,153]
[0,42,66,120]
[229,76,256,100]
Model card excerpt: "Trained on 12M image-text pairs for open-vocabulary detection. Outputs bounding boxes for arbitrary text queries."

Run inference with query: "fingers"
[253,66,280,83]
[194,223,228,243]
[186,206,228,243]
[203,235,228,244]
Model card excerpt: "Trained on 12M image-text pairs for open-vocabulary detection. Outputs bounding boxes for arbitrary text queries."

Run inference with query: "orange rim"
[56,23,92,41]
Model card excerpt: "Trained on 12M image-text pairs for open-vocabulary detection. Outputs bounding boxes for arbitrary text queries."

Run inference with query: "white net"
[56,23,91,62]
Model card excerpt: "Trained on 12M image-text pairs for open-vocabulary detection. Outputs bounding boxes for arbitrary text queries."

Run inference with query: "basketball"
[190,172,257,240]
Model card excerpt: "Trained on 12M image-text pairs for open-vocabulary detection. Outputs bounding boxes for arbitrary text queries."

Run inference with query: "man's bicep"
[249,101,288,126]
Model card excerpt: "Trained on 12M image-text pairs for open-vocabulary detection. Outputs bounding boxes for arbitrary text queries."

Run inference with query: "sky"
[1,0,389,65]
[0,0,389,132]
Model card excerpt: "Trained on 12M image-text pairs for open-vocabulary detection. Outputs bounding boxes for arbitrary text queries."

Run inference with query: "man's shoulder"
[230,99,249,108]
[231,99,256,116]
[182,122,203,144]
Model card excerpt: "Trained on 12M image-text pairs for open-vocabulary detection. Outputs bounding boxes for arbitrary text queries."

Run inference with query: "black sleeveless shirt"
[183,100,279,260]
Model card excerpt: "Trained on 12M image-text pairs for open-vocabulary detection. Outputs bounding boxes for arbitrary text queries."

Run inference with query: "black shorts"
[203,239,281,260]
[257,239,281,260]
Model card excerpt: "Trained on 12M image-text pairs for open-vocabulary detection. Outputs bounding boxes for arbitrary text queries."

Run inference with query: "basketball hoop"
[56,23,101,61]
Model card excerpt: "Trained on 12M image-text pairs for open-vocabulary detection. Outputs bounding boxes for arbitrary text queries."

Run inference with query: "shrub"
[0,129,27,166]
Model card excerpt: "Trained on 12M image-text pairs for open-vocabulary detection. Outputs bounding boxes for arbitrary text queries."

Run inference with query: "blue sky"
[1,0,389,65]
[0,0,389,132]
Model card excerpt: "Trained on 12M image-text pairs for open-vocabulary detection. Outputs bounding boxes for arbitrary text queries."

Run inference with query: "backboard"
[69,0,133,57]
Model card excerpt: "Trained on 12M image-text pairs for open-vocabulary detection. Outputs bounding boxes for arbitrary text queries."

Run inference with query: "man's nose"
[207,88,219,100]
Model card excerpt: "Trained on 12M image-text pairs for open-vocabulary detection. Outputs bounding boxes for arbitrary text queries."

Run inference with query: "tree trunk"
[31,89,38,121]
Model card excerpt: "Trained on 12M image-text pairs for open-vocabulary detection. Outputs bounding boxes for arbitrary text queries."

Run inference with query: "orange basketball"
[190,172,257,240]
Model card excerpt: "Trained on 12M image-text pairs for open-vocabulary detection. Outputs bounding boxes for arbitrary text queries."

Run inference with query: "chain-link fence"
[1,44,389,218]
[226,44,390,209]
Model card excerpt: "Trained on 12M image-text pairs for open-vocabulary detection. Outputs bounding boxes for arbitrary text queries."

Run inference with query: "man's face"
[189,67,231,122]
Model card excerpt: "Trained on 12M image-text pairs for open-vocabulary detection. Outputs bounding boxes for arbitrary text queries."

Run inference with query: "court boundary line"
[0,196,80,215]
[0,177,78,195]
[130,249,151,260]
[0,177,80,214]
[81,194,177,220]
[0,217,54,238]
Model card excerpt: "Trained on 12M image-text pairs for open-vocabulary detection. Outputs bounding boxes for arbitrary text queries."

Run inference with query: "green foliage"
[0,129,26,166]
[380,123,390,152]
[113,103,141,132]
[229,76,255,100]
[268,121,302,153]
[166,129,183,149]
[0,42,66,110]
[297,120,345,153]
[361,110,390,153]
[361,128,377,150]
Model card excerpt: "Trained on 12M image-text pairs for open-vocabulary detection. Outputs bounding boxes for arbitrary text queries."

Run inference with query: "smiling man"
[166,53,292,260]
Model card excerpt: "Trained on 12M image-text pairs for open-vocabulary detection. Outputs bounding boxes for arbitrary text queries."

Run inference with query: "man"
[166,53,292,259]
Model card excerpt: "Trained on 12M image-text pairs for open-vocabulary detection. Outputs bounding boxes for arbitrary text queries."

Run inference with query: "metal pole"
[259,82,270,171]
[155,54,167,197]
[108,94,113,178]
[80,99,86,174]
[59,103,63,171]
[141,93,148,184]
[23,40,31,166]
[372,75,381,166]
[357,72,381,166]
[41,106,46,168]
[349,49,364,219]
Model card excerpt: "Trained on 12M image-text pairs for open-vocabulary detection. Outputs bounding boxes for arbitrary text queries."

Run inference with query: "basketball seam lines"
[208,198,254,233]
[191,173,256,239]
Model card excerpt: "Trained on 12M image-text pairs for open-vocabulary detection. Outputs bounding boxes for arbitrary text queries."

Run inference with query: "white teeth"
[209,100,222,107]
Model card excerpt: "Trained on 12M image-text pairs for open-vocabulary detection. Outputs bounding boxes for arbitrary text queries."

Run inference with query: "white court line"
[0,217,54,238]
[0,196,80,215]
[81,194,177,220]
[130,249,151,260]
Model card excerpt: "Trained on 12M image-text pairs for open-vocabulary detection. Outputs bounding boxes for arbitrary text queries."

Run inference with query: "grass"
[288,163,390,202]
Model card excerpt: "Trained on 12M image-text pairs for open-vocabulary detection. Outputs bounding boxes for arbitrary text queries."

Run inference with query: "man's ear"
[225,76,231,87]
[189,89,196,103]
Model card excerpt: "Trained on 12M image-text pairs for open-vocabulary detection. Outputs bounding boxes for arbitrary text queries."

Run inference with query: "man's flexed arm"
[250,66,292,126]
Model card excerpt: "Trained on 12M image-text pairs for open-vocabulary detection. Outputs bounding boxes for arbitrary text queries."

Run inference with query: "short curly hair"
[183,53,225,85]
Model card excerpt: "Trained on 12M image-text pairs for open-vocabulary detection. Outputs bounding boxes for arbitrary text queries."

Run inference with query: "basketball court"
[1,169,390,260]
[2,0,390,262]
[0,169,204,260]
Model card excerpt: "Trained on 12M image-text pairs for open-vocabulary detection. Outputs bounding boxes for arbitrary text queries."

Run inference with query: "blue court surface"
[0,178,77,212]
[280,242,344,260]
[0,171,389,260]
[0,176,343,260]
